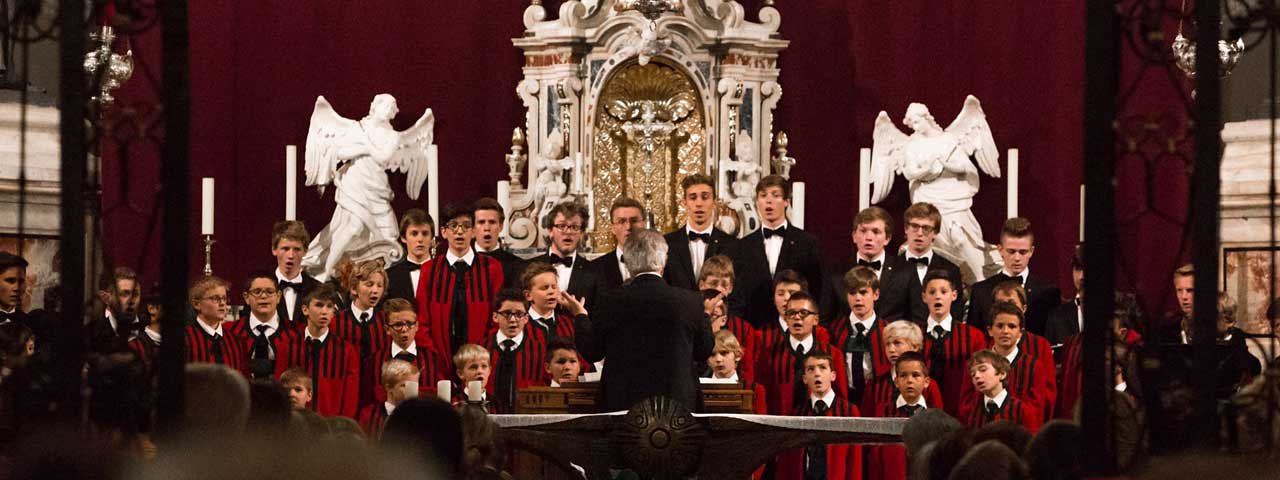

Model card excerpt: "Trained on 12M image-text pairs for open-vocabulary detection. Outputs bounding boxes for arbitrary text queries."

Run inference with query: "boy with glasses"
[757,291,847,415]
[532,201,603,310]
[415,203,505,357]
[185,275,249,376]
[370,298,440,403]
[878,202,965,324]
[591,197,646,291]
[227,270,298,380]
[482,289,548,411]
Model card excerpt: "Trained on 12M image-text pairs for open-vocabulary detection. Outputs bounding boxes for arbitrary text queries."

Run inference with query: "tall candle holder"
[203,234,216,276]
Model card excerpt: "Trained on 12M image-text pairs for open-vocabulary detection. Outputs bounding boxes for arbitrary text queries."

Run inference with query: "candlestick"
[1007,149,1019,219]
[203,235,215,276]
[427,145,440,228]
[791,182,806,229]
[201,177,214,235]
[436,380,451,404]
[286,145,297,220]
[858,148,871,210]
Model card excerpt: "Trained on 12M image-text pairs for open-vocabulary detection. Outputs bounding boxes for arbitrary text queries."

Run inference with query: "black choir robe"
[776,395,863,480]
[87,311,138,354]
[483,326,549,411]
[226,317,300,381]
[590,250,627,292]
[966,272,1061,334]
[415,254,505,356]
[662,226,735,291]
[1045,299,1081,348]
[275,332,361,418]
[478,247,525,289]
[529,252,604,310]
[922,322,987,420]
[384,258,426,304]
[819,255,896,322]
[726,224,825,329]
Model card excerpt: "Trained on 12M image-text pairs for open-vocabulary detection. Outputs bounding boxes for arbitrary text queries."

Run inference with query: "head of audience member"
[1071,244,1084,298]
[1023,420,1084,480]
[382,298,418,349]
[246,379,292,436]
[755,175,792,228]
[454,343,491,389]
[608,197,646,248]
[894,351,930,405]
[987,302,1024,355]
[184,363,250,438]
[903,202,942,256]
[1113,291,1141,341]
[948,439,1030,480]
[491,289,530,339]
[1173,264,1194,319]
[189,276,230,326]
[342,260,386,311]
[271,221,310,280]
[843,266,880,320]
[1215,292,1238,337]
[922,269,959,320]
[301,284,341,336]
[399,208,436,263]
[0,252,26,313]
[992,280,1027,312]
[279,367,313,410]
[0,322,35,369]
[521,262,560,315]
[459,403,505,478]
[772,269,809,318]
[622,229,668,276]
[545,338,581,385]
[708,329,743,379]
[681,174,717,231]
[98,267,140,322]
[921,428,975,480]
[884,320,924,364]
[998,217,1035,276]
[853,206,893,260]
[382,397,463,478]
[472,198,504,252]
[698,255,735,297]
[382,359,420,408]
[901,408,963,465]
[703,289,727,330]
[241,270,281,321]
[803,352,837,399]
[440,203,476,258]
[544,201,589,257]
[969,350,1010,398]
[86,352,152,450]
[973,420,1033,458]
[785,291,820,341]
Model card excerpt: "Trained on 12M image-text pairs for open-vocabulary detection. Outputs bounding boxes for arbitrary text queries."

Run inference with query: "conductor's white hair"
[622,229,667,275]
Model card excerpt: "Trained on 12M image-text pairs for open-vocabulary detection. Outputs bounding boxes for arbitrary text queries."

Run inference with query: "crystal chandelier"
[1171,0,1244,79]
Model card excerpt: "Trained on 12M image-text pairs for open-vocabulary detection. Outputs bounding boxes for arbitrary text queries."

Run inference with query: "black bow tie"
[279,278,302,290]
[688,232,711,243]
[907,256,930,267]
[1002,273,1024,285]
[551,254,574,268]
[762,226,786,239]
[857,259,882,270]
[393,351,417,363]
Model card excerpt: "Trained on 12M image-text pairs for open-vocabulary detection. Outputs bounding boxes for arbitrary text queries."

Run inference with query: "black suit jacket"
[384,259,425,305]
[726,226,825,329]
[967,272,1061,334]
[576,274,713,412]
[1044,300,1081,347]
[591,250,627,292]
[878,252,966,325]
[663,226,736,291]
[819,254,897,323]
[530,252,604,310]
[277,273,321,326]
[86,312,137,354]
[480,248,526,289]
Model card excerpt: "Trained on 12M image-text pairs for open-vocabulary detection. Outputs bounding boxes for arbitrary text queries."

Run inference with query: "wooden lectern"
[516,382,757,414]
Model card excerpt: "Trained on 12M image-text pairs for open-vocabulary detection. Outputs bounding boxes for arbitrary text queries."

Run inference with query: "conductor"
[567,229,714,412]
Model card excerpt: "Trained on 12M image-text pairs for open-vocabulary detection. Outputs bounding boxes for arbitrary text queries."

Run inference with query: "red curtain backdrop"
[103,1,1113,312]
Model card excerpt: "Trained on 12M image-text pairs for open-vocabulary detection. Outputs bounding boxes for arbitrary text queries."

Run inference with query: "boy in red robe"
[483,288,550,412]
[827,266,891,406]
[860,320,944,418]
[416,203,505,356]
[357,358,419,441]
[778,352,863,480]
[186,275,249,376]
[699,254,759,382]
[756,291,847,415]
[962,302,1056,424]
[919,270,986,419]
[227,271,299,380]
[368,298,442,404]
[275,284,361,418]
[869,351,933,480]
[963,349,1040,432]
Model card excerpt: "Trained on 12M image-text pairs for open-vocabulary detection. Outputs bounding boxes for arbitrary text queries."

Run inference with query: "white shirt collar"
[391,341,418,358]
[0,307,14,315]
[895,394,927,409]
[789,333,814,353]
[762,220,790,234]
[1003,345,1020,364]
[985,388,1009,409]
[385,401,397,416]
[687,224,714,236]
[196,318,224,337]
[778,316,788,333]
[529,307,554,321]
[249,313,280,334]
[446,249,476,266]
[475,244,492,254]
[615,249,625,261]
[144,327,162,343]
[811,389,837,409]
[905,249,934,261]
[714,371,740,381]
[105,310,119,331]
[927,315,954,334]
[496,329,526,349]
[849,312,877,332]
[547,248,577,260]
[550,380,562,387]
[305,328,329,343]
[276,269,302,284]
[351,304,372,322]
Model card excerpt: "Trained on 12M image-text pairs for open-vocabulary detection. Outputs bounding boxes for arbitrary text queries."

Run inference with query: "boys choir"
[7,171,1262,479]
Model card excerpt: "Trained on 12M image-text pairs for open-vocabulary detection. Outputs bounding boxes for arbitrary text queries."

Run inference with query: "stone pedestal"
[1221,119,1280,336]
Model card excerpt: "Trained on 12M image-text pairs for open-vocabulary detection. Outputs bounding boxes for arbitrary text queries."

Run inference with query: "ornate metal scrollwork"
[612,396,707,479]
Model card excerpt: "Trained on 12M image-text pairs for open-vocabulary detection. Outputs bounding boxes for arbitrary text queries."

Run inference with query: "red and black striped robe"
[127,332,160,374]
[922,322,987,419]
[367,339,445,406]
[356,402,391,441]
[184,323,250,377]
[776,396,863,480]
[1017,331,1057,413]
[448,383,508,414]
[722,315,761,383]
[275,332,361,418]
[960,348,1056,426]
[483,326,549,412]
[859,371,945,419]
[529,311,596,373]
[331,308,388,409]
[827,317,890,405]
[869,399,930,480]
[754,337,848,415]
[225,317,300,380]
[963,391,1040,432]
[1055,334,1083,420]
[415,254,504,356]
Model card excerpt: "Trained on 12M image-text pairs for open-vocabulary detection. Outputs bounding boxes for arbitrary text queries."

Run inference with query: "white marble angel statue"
[301,94,434,281]
[529,129,575,228]
[870,95,1001,283]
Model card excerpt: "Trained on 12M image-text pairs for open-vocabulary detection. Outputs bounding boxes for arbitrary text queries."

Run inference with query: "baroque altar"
[497,0,800,253]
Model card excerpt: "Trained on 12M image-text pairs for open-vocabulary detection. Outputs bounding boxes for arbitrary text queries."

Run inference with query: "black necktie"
[856,259,882,271]
[928,326,948,385]
[306,338,322,408]
[986,399,1000,416]
[805,399,829,479]
[907,256,930,267]
[250,325,272,378]
[763,226,786,239]
[449,261,471,354]
[540,315,559,337]
[210,333,225,364]
[688,232,711,243]
[900,404,922,417]
[551,254,574,268]
[497,339,518,410]
[356,312,373,355]
[845,323,868,401]
[792,343,808,408]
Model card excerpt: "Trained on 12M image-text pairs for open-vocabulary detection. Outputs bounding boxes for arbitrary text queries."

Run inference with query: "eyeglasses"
[495,310,529,320]
[387,322,417,331]
[906,222,937,234]
[552,223,583,233]
[784,309,817,318]
[445,221,474,231]
[247,288,279,297]
[202,295,229,304]
[612,217,644,226]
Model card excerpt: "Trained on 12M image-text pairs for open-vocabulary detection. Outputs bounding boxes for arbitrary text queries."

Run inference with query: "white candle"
[1007,149,1019,219]
[201,177,215,235]
[497,181,511,237]
[573,152,584,193]
[859,148,871,211]
[791,181,806,229]
[1079,184,1085,242]
[285,145,297,221]
[436,380,451,403]
[466,380,483,402]
[427,144,440,227]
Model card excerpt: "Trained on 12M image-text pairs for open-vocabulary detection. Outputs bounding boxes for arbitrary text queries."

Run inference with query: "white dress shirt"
[984,388,1009,410]
[615,249,630,282]
[408,258,426,299]
[687,225,713,279]
[495,330,525,351]
[249,313,281,358]
[789,333,815,354]
[905,249,934,283]
[857,251,887,279]
[530,308,557,332]
[276,269,304,320]
[895,394,928,409]
[927,314,954,339]
[446,249,476,268]
[105,310,120,335]
[847,313,876,385]
[763,221,788,275]
[391,341,419,358]
[143,326,162,344]
[305,328,330,343]
[547,249,577,292]
[1003,345,1020,364]
[196,318,224,338]
[810,389,837,410]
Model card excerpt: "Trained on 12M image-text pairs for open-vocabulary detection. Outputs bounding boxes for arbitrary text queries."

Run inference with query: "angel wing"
[944,95,1000,178]
[869,111,909,204]
[304,96,360,195]
[386,108,435,201]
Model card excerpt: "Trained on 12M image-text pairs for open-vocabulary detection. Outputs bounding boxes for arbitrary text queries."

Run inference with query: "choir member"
[961,302,1055,424]
[415,203,505,357]
[1045,246,1085,348]
[369,298,442,403]
[357,358,419,441]
[521,262,582,343]
[728,175,825,329]
[452,343,498,411]
[878,203,965,324]
[185,275,249,376]
[1161,264,1195,344]
[777,352,862,480]
[279,367,313,410]
[89,267,141,354]
[473,198,524,289]
[964,349,1040,432]
[482,288,549,412]
[920,269,987,419]
[331,260,388,408]
[704,330,768,413]
[827,266,890,405]
[545,338,582,387]
[990,281,1056,379]
[385,209,436,304]
[530,201,604,310]
[271,220,321,326]
[127,292,162,373]
[275,284,360,418]
[227,270,298,380]
[868,351,934,480]
[699,255,759,382]
[967,217,1060,333]
[664,174,735,291]
[591,197,645,291]
[756,291,847,415]
[821,206,893,321]
[860,320,944,416]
